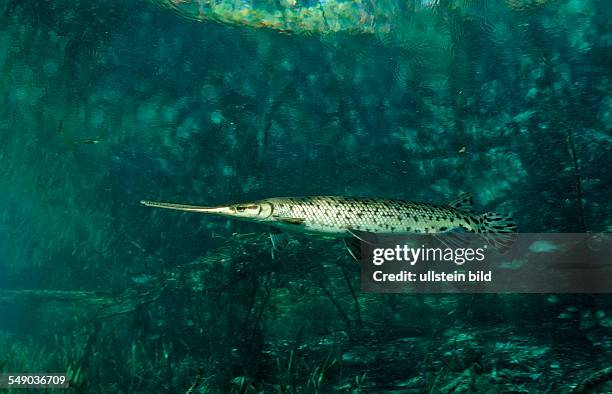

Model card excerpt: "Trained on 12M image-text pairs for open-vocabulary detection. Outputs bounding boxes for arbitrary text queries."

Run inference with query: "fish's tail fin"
[476,212,517,253]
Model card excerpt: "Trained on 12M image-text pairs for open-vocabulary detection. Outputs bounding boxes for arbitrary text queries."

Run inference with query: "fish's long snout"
[140,200,234,215]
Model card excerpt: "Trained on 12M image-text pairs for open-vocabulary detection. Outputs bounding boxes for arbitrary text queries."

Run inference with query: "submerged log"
[0,233,343,317]
[0,289,115,305]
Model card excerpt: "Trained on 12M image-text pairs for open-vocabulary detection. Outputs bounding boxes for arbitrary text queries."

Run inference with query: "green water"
[0,0,610,392]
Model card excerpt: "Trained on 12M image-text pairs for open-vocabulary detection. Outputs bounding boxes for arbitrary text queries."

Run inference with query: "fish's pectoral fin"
[343,238,363,261]
[274,216,306,225]
[433,228,473,249]
[269,227,290,253]
[448,193,474,214]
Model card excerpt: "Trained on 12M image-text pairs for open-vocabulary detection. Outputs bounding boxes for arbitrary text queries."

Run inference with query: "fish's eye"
[236,205,258,213]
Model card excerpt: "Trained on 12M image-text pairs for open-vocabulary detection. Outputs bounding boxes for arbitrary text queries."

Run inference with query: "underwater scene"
[0,0,611,392]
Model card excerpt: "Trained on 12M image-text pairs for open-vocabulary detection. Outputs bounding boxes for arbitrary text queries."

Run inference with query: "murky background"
[0,0,610,392]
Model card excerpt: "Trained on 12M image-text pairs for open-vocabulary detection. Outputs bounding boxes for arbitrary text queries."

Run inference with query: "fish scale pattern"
[266,196,474,235]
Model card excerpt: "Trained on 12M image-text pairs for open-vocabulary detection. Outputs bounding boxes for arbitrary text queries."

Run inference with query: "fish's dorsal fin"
[448,193,474,214]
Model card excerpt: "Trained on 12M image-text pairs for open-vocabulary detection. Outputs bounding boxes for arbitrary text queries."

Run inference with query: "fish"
[140,194,517,259]
[72,138,102,145]
[155,0,380,35]
[153,0,469,36]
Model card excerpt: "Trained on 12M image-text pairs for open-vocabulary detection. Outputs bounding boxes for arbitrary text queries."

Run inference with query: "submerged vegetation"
[3,234,612,392]
[0,0,610,392]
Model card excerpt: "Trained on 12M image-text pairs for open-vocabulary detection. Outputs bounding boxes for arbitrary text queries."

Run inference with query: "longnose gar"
[140,194,517,258]
[154,0,542,37]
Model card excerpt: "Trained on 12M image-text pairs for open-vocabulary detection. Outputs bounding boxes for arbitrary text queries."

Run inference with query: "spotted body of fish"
[141,194,517,257]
